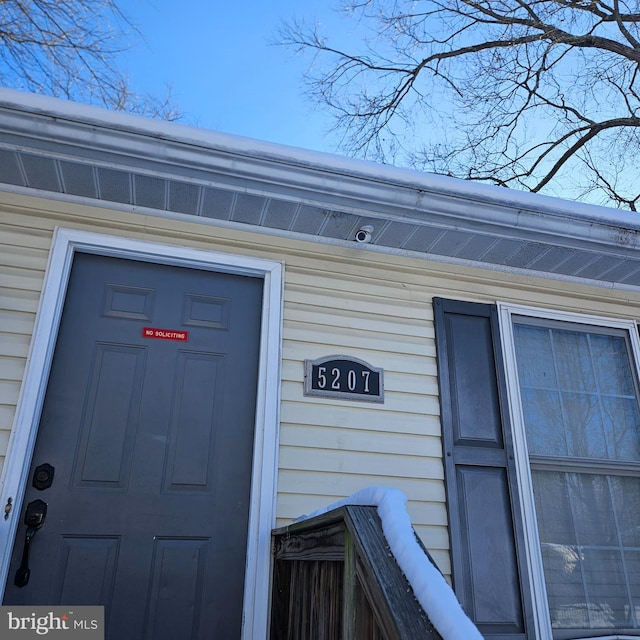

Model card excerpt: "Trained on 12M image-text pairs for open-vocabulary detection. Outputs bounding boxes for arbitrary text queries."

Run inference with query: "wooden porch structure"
[270,505,444,640]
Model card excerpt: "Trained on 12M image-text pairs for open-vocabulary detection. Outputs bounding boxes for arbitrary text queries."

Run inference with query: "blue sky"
[118,0,349,153]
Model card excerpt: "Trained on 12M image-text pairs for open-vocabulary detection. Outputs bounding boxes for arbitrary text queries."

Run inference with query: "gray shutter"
[433,298,534,640]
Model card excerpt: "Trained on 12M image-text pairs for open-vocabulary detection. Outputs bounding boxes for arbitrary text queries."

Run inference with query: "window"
[500,305,640,640]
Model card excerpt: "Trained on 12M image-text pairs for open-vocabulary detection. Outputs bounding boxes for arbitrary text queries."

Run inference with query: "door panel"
[75,343,145,489]
[3,252,264,639]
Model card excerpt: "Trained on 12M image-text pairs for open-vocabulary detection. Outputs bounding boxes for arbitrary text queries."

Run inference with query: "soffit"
[1,93,640,290]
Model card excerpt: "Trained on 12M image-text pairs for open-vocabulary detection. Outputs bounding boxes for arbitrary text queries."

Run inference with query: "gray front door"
[3,252,263,639]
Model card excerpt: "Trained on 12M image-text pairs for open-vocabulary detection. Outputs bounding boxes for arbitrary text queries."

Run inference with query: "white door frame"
[0,227,283,639]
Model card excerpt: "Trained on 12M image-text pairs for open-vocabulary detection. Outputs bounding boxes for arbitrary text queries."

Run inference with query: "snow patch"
[296,486,483,640]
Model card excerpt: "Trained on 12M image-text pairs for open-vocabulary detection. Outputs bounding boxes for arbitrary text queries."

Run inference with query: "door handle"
[14,499,48,588]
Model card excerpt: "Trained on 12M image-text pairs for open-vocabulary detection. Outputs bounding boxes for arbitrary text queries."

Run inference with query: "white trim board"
[0,227,283,640]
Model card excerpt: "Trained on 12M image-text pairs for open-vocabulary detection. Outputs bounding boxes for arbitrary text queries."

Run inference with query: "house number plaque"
[304,356,384,403]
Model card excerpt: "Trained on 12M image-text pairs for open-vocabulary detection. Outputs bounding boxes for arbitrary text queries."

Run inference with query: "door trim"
[0,227,283,639]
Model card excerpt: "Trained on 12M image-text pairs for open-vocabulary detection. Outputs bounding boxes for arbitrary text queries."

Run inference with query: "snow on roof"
[1,87,638,233]
[3,89,640,290]
[296,486,483,640]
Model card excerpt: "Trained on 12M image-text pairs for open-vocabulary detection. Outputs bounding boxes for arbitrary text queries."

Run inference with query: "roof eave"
[1,89,640,289]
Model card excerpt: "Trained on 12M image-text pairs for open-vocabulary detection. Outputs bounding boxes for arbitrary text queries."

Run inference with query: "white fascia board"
[1,88,640,257]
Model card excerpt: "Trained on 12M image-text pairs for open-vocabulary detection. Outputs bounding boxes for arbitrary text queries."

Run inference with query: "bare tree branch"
[281,0,640,207]
[0,0,181,119]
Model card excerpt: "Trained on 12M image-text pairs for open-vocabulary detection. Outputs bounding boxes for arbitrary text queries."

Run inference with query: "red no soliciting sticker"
[142,327,189,342]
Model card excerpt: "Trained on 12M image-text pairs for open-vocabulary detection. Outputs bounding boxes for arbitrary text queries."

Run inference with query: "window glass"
[514,324,640,461]
[534,471,640,631]
[513,319,640,635]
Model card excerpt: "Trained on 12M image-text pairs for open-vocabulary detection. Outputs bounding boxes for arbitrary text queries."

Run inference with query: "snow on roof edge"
[295,486,483,640]
[2,88,640,235]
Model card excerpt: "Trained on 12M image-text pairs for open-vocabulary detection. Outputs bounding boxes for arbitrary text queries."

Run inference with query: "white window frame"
[498,302,640,640]
[0,227,283,640]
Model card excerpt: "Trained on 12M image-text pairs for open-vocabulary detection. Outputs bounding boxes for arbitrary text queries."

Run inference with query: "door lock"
[32,463,55,491]
[14,499,48,588]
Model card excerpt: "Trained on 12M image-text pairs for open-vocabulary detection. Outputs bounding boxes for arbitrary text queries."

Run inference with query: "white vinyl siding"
[279,264,450,568]
[4,193,640,582]
[0,214,50,471]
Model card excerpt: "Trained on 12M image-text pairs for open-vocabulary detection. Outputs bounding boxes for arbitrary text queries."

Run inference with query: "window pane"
[582,549,630,628]
[569,474,617,547]
[533,471,574,546]
[553,329,596,394]
[533,471,640,632]
[592,333,636,396]
[602,396,640,461]
[514,325,557,389]
[615,476,640,547]
[626,551,640,626]
[563,391,607,458]
[514,321,640,462]
[520,388,567,456]
[541,543,585,629]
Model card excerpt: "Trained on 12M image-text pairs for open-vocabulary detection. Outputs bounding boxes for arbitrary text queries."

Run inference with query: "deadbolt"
[32,463,55,491]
